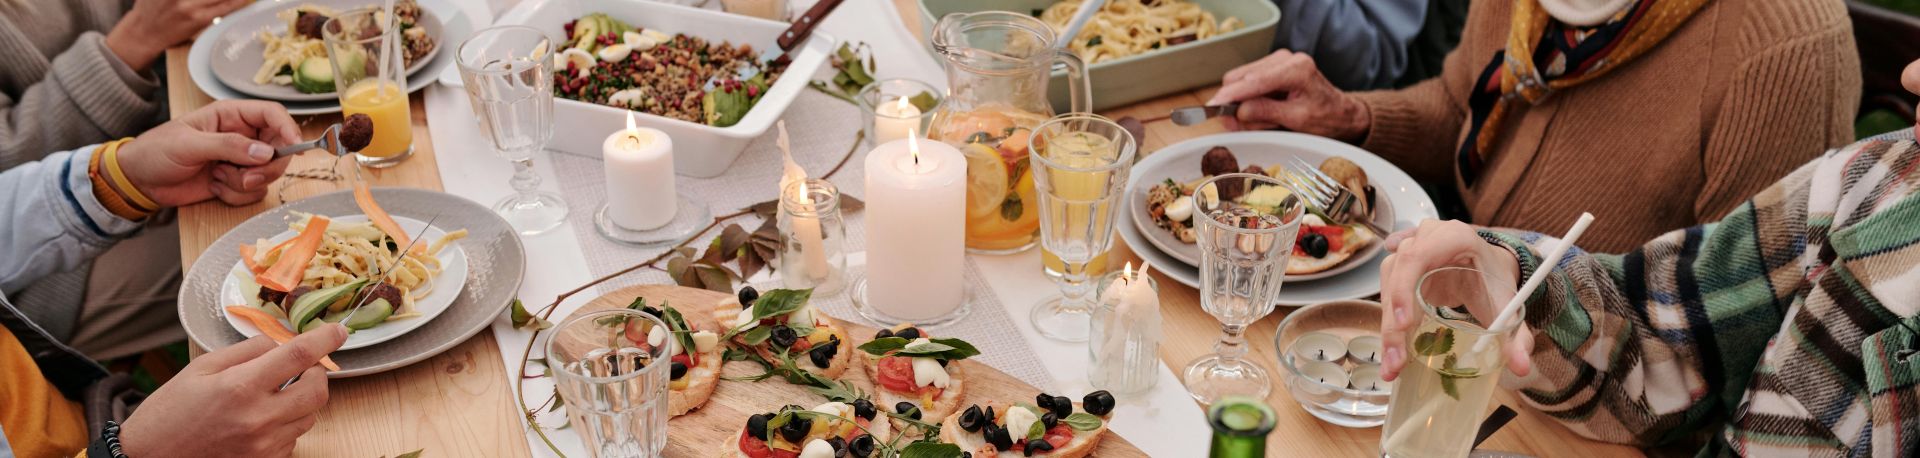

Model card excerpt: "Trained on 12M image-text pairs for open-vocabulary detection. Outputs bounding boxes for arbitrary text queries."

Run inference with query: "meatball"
[294,11,329,40]
[338,114,375,152]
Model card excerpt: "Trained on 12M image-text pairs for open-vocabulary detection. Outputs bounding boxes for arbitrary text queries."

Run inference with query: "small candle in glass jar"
[1291,332,1347,363]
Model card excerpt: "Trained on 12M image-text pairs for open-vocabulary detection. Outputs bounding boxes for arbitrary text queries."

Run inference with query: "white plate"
[1120,131,1439,305]
[219,215,468,351]
[207,2,445,102]
[1128,170,1394,282]
[189,0,474,115]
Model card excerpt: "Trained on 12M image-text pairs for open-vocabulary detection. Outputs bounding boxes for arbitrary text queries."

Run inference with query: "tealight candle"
[1349,365,1390,393]
[1347,336,1383,365]
[861,134,966,321]
[1296,359,1350,392]
[873,96,922,145]
[602,113,676,230]
[1291,332,1347,363]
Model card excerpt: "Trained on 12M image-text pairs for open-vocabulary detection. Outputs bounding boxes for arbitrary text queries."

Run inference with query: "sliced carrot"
[226,306,340,371]
[257,215,331,292]
[239,244,263,275]
[353,182,424,256]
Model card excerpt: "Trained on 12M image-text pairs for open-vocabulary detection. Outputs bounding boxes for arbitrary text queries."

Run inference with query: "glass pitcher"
[929,11,1090,254]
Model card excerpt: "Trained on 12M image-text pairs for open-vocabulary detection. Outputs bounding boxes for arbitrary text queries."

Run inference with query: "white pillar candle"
[863,136,965,320]
[872,96,922,145]
[603,113,677,230]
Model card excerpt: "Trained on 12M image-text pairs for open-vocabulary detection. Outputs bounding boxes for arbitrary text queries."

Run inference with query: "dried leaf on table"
[839,194,864,213]
[509,299,552,331]
[667,253,737,292]
[737,219,780,279]
[747,199,779,220]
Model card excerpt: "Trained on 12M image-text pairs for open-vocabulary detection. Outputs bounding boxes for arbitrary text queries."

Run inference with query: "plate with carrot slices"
[179,187,523,377]
[219,214,469,351]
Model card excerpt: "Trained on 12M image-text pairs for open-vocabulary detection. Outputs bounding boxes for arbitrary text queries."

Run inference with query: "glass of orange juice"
[324,8,414,168]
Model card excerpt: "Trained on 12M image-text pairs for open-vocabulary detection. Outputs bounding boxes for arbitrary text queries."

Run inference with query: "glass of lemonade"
[1185,173,1304,404]
[1028,113,1136,343]
[323,8,414,168]
[548,309,673,458]
[1380,267,1521,458]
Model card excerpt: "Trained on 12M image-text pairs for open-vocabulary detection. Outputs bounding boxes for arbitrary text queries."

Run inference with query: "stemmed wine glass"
[1028,114,1136,342]
[1185,173,1304,404]
[456,26,568,235]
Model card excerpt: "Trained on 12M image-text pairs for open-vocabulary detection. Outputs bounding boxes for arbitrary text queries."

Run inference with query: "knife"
[334,213,442,328]
[771,0,846,65]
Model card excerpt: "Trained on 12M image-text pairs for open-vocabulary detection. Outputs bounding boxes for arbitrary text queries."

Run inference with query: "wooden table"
[163,3,1643,455]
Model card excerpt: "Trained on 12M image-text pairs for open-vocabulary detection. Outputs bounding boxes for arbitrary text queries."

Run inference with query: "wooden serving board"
[570,285,1147,457]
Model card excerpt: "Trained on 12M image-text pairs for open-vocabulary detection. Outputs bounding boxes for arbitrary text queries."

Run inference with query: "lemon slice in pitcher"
[963,144,1009,220]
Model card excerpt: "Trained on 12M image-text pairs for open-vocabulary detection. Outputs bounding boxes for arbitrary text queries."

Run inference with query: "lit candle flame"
[907,127,921,170]
[895,96,912,115]
[1123,262,1133,283]
[625,111,638,131]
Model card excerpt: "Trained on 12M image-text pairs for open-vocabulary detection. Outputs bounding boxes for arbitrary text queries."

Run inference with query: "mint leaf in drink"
[1413,328,1454,356]
[1062,413,1104,431]
[1439,374,1460,400]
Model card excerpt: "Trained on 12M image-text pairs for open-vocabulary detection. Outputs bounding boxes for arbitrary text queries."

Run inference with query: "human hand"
[1905,58,1919,138]
[105,0,253,71]
[1377,219,1533,382]
[117,100,300,207]
[1208,50,1370,142]
[119,324,348,458]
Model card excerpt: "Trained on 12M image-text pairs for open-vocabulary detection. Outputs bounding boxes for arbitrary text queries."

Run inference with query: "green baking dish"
[918,0,1279,111]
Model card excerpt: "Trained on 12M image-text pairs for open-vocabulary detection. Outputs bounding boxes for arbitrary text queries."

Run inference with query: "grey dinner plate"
[188,0,472,115]
[208,0,444,102]
[178,188,525,377]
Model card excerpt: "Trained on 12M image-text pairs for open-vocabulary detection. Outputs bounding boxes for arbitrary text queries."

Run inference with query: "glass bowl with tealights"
[1274,299,1391,428]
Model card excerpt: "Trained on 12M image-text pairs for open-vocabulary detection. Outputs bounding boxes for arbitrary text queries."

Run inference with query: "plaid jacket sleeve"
[1480,137,1920,455]
[1477,157,1824,447]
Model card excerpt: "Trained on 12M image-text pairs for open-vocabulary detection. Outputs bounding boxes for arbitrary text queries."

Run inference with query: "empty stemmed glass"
[1028,113,1136,342]
[1185,173,1305,404]
[456,26,568,235]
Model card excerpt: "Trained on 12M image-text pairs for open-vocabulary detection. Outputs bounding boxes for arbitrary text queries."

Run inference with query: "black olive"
[1049,395,1075,417]
[1302,233,1330,258]
[808,342,836,368]
[1041,412,1058,430]
[848,434,875,458]
[962,453,972,458]
[1034,394,1052,411]
[737,286,759,307]
[779,416,812,443]
[1084,390,1116,416]
[983,424,1013,451]
[894,401,921,420]
[852,398,877,420]
[770,326,798,348]
[640,306,663,318]
[874,328,895,340]
[895,327,922,340]
[958,405,986,432]
[1024,438,1055,456]
[826,437,848,456]
[669,361,687,380]
[984,406,997,424]
[746,413,773,439]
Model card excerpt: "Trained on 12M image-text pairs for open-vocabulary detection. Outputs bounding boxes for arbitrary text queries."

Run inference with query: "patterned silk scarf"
[1456,0,1708,185]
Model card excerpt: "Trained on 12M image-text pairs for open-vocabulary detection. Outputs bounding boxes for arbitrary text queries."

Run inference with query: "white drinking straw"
[1470,212,1595,353]
[1053,0,1108,49]
[377,0,398,97]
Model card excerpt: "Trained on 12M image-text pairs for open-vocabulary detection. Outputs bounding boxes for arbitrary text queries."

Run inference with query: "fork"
[1277,157,1388,237]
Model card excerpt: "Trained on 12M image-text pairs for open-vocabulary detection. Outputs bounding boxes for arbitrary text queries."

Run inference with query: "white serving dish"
[463,0,836,177]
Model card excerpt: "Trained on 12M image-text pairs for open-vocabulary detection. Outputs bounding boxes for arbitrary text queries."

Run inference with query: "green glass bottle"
[1208,396,1277,458]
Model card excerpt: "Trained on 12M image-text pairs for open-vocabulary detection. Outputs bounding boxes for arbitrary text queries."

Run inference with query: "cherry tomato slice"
[738,430,773,458]
[876,356,917,393]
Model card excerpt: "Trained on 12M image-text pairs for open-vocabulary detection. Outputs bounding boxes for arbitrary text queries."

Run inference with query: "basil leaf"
[902,340,956,354]
[858,337,909,355]
[1062,413,1103,431]
[857,337,981,361]
[742,326,774,345]
[899,442,963,458]
[1027,417,1045,440]
[751,289,812,320]
[661,304,696,355]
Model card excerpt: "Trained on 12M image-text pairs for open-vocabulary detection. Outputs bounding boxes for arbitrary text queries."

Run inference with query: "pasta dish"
[242,212,465,324]
[1038,0,1242,64]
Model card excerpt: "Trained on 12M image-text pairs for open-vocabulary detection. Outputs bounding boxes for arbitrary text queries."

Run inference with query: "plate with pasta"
[219,213,469,351]
[1037,0,1242,64]
[207,0,443,102]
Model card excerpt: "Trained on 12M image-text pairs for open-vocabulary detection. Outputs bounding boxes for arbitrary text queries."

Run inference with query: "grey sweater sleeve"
[0,145,142,295]
[1270,0,1428,90]
[0,31,161,170]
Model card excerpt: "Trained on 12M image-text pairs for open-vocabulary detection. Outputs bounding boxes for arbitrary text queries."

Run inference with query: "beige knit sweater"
[0,0,160,169]
[1353,0,1859,252]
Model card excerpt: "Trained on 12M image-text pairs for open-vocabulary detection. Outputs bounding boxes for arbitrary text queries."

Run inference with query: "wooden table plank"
[166,44,530,457]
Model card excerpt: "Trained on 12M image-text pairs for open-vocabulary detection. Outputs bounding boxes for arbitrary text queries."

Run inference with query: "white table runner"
[424,0,1210,455]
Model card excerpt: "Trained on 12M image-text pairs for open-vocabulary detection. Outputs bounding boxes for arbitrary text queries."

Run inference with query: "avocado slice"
[288,279,367,334]
[291,56,335,94]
